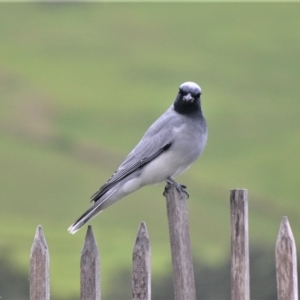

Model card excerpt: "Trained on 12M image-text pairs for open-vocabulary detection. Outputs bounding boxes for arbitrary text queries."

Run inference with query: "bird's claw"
[163,184,170,197]
[163,178,189,199]
[179,185,189,199]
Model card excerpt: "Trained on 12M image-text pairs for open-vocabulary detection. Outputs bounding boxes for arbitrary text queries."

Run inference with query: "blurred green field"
[0,3,300,299]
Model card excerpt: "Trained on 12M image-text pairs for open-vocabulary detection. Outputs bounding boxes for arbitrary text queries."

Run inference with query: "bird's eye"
[195,92,201,98]
[179,89,186,96]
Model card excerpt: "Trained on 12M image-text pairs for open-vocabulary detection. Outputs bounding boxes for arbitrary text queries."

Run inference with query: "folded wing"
[90,108,180,203]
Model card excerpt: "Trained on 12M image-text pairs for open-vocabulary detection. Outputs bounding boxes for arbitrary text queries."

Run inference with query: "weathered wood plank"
[132,222,151,300]
[276,216,298,300]
[230,189,250,300]
[30,225,50,300]
[165,185,196,300]
[81,225,100,300]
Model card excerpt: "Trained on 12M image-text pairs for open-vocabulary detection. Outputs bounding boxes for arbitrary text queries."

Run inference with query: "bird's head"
[174,82,202,115]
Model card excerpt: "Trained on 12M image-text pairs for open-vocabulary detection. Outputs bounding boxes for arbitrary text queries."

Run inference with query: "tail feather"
[68,187,120,234]
[68,202,103,234]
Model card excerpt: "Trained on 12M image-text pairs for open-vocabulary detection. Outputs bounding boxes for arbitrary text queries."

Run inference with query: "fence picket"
[80,225,100,300]
[165,185,197,300]
[30,225,50,300]
[132,222,151,300]
[23,188,299,300]
[230,189,250,300]
[276,216,298,300]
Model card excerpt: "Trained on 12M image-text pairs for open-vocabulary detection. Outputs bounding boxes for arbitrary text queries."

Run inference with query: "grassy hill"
[0,3,300,299]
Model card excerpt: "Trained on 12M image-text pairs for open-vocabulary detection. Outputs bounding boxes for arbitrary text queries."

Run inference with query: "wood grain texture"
[30,225,50,300]
[276,216,298,300]
[80,225,100,300]
[230,189,250,300]
[165,185,196,300]
[132,222,151,300]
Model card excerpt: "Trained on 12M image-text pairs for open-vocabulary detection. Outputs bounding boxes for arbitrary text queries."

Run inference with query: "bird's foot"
[163,177,189,199]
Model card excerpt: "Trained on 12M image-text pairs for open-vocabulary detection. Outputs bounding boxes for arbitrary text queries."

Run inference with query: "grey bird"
[68,82,207,234]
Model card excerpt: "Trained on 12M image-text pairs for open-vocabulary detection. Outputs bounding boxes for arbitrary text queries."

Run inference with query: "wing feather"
[91,107,180,203]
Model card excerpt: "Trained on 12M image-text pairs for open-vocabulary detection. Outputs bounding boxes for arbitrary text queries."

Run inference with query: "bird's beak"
[183,93,194,102]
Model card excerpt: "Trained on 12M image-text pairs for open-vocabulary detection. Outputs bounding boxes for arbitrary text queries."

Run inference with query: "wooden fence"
[29,188,298,300]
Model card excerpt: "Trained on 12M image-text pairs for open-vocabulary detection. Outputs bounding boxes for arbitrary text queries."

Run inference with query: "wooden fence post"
[30,225,50,300]
[132,222,151,300]
[276,216,298,300]
[80,225,100,300]
[165,185,197,300]
[230,189,250,300]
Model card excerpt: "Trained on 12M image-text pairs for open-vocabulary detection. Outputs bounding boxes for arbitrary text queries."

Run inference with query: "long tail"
[68,201,104,234]
[68,187,120,234]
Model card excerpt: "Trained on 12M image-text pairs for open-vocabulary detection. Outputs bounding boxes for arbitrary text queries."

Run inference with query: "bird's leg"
[163,176,189,199]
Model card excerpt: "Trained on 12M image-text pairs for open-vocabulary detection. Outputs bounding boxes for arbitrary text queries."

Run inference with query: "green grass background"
[0,3,300,299]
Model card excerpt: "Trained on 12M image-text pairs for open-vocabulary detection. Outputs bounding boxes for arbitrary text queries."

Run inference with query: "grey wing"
[91,108,180,203]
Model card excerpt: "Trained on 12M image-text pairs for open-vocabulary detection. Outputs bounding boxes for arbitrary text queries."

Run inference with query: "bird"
[68,81,207,234]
